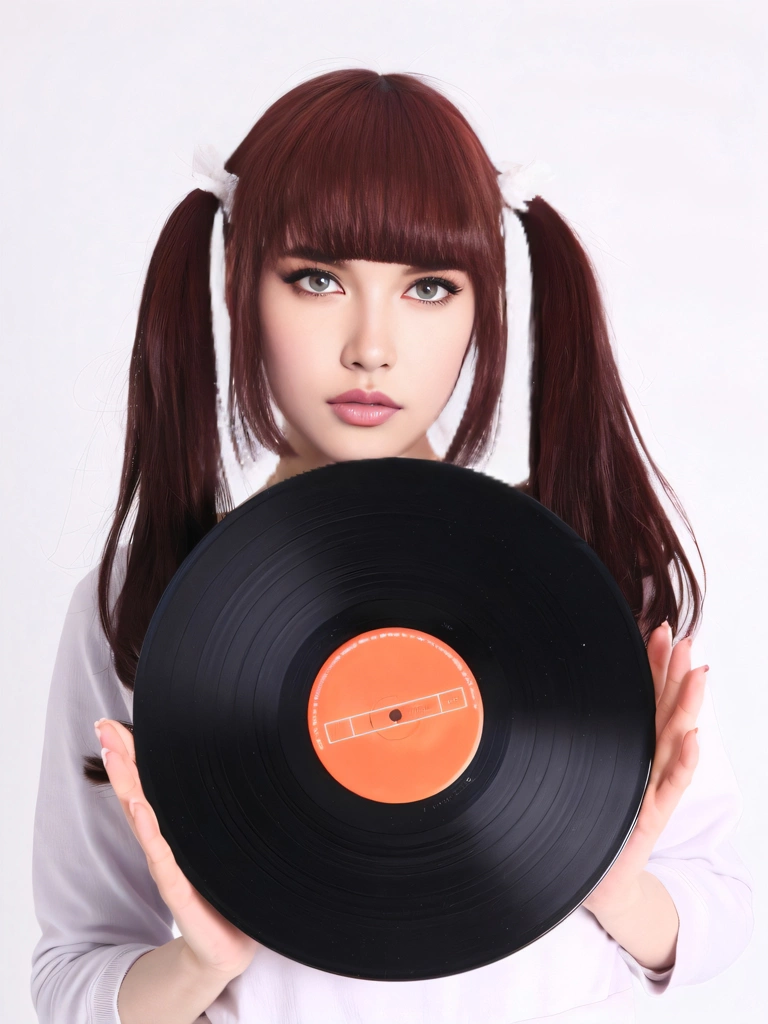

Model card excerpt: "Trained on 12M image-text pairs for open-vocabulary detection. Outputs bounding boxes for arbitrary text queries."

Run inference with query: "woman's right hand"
[95,718,261,980]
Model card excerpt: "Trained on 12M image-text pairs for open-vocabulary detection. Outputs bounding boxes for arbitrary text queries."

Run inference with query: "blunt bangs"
[232,73,505,277]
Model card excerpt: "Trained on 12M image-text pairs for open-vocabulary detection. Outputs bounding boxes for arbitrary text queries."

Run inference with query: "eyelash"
[280,267,463,306]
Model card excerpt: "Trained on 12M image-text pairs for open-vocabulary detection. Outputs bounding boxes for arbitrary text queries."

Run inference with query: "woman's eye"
[295,271,343,295]
[406,278,459,305]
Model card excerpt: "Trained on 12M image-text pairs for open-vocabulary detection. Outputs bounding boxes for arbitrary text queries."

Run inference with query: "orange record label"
[307,628,484,803]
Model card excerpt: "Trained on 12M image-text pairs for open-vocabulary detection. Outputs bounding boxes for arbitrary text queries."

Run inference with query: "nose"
[339,290,397,373]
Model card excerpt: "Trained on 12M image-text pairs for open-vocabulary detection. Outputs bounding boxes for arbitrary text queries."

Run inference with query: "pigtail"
[515,197,704,643]
[84,188,233,785]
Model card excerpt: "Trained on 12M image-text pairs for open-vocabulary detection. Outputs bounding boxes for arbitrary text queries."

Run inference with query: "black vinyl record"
[132,457,655,981]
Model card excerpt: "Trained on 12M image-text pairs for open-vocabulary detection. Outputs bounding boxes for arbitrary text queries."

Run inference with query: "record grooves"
[133,457,655,981]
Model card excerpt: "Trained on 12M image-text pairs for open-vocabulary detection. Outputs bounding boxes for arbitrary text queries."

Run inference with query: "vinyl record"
[132,457,656,981]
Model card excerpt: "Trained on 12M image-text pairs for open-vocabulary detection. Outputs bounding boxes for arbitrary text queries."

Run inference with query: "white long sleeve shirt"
[30,548,754,1023]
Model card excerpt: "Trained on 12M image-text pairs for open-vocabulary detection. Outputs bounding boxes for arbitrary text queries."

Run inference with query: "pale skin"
[97,257,707,1001]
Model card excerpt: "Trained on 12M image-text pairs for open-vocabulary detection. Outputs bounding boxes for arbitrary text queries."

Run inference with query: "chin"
[310,432,413,465]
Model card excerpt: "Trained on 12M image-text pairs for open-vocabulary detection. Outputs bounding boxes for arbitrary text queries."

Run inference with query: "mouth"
[327,399,401,427]
[327,389,402,410]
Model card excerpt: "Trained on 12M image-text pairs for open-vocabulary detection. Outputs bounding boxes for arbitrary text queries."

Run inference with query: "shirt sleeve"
[30,554,178,1024]
[617,668,754,994]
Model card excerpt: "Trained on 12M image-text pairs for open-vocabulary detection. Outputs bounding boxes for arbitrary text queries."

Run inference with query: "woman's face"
[258,254,476,468]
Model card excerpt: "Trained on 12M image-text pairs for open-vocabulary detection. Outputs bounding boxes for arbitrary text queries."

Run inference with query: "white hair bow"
[497,158,555,213]
[191,143,239,220]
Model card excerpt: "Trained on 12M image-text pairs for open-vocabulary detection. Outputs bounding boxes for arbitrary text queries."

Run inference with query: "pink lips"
[328,389,402,408]
[327,389,402,427]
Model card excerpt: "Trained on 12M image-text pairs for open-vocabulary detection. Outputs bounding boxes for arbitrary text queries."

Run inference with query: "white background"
[2,0,765,1020]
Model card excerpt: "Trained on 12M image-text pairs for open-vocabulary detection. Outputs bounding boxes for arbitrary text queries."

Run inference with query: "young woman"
[30,69,753,1024]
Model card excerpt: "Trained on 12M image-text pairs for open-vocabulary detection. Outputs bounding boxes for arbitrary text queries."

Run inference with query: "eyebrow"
[281,246,462,275]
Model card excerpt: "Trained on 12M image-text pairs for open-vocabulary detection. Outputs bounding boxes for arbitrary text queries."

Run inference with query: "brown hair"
[83,68,703,784]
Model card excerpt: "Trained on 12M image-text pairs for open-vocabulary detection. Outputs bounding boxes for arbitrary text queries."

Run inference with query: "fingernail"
[94,722,104,745]
[703,665,710,673]
[101,747,110,769]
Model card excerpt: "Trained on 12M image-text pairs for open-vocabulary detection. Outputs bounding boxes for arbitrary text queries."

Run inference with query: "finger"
[651,667,707,786]
[100,727,144,808]
[647,622,673,706]
[110,721,136,762]
[654,727,700,821]
[129,800,195,912]
[655,636,693,738]
[99,728,189,915]
[96,718,135,763]
[96,750,144,854]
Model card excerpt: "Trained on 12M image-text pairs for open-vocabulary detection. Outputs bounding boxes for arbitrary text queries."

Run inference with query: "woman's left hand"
[582,622,708,916]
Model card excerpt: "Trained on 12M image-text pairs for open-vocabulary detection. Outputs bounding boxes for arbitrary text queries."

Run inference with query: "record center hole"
[389,709,402,723]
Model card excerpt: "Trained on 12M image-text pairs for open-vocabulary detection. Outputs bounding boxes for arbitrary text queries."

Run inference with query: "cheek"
[263,338,318,414]
[407,307,474,389]
[259,288,320,399]
[261,329,341,433]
